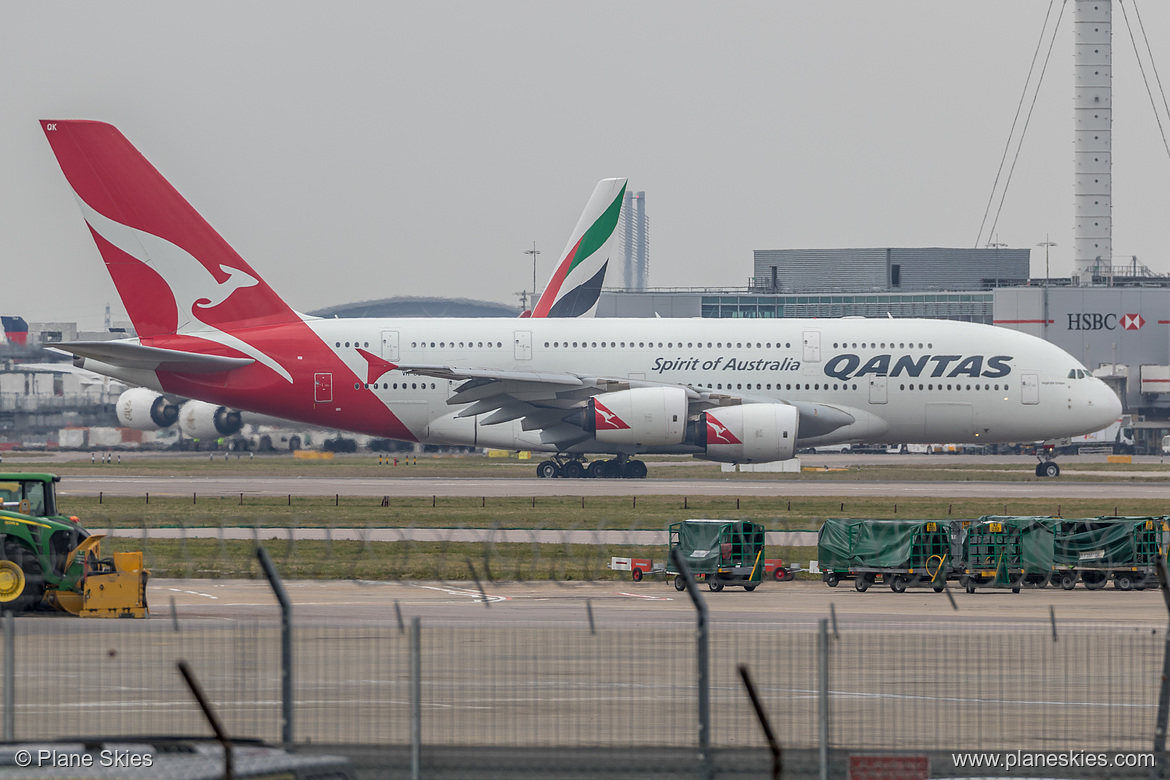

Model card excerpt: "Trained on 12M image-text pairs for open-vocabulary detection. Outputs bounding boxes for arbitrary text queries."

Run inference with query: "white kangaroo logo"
[595,403,626,429]
[708,418,738,444]
[76,197,292,383]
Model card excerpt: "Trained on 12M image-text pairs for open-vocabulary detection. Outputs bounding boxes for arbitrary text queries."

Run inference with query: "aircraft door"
[514,331,532,360]
[381,330,400,362]
[868,376,888,404]
[1021,373,1039,405]
[802,330,821,363]
[314,373,333,403]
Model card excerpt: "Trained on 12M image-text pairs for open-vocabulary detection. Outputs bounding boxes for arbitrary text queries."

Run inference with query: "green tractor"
[0,473,148,617]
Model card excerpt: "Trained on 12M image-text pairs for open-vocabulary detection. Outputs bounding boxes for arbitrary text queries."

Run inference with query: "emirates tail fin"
[530,178,626,318]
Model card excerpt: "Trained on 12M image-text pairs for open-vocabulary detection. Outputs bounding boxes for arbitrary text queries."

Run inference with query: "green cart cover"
[965,516,1055,574]
[817,519,955,572]
[668,519,765,576]
[1052,516,1169,570]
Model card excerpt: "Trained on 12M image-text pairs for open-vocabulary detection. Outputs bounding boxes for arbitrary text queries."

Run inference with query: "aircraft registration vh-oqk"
[42,120,1120,479]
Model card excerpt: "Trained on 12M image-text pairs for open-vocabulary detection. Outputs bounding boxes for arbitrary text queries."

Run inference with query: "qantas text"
[824,354,1013,381]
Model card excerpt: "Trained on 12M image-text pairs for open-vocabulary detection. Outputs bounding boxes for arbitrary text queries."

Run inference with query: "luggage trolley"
[667,519,766,592]
[1051,516,1170,590]
[818,519,959,593]
[961,516,1054,594]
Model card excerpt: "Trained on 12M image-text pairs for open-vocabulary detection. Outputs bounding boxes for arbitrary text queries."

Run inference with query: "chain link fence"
[1,612,1165,778]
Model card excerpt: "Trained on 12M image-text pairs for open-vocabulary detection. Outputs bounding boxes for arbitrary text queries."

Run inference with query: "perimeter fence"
[1,613,1166,778]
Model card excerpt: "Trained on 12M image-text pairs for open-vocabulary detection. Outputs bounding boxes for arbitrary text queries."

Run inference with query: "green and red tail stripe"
[532,179,626,318]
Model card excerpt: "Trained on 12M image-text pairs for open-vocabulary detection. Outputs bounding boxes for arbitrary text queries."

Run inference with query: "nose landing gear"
[1034,459,1060,478]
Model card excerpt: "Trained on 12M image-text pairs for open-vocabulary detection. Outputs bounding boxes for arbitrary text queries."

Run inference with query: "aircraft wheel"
[623,460,648,479]
[1082,571,1108,590]
[586,460,608,479]
[536,460,560,479]
[561,460,585,479]
[1040,461,1060,478]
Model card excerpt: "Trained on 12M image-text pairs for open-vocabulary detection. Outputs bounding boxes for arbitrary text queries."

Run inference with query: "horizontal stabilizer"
[61,341,254,373]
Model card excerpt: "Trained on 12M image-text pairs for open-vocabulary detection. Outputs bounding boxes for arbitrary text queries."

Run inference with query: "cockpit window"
[1068,369,1089,380]
[1068,369,1077,379]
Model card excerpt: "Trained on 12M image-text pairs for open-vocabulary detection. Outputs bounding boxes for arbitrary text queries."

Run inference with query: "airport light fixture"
[1037,237,1057,286]
[985,240,1007,288]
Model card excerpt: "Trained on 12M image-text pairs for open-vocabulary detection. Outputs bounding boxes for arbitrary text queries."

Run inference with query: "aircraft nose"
[1088,379,1122,427]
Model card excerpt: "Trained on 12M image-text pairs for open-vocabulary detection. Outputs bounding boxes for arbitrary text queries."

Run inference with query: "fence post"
[1153,557,1170,767]
[3,611,13,741]
[256,546,294,747]
[818,618,829,780]
[411,616,421,780]
[668,546,712,779]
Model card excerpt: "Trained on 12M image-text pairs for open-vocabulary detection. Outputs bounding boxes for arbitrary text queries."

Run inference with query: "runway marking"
[164,587,219,599]
[617,592,672,600]
[414,584,510,603]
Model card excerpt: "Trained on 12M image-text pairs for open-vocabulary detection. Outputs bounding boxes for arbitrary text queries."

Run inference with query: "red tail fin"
[41,120,299,338]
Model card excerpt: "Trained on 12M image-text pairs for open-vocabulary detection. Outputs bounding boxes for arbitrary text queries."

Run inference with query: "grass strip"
[102,536,815,582]
[66,493,1167,530]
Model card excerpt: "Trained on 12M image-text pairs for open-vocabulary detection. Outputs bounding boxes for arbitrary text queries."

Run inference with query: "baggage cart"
[1050,516,1169,590]
[818,519,961,593]
[961,516,1054,593]
[666,519,765,592]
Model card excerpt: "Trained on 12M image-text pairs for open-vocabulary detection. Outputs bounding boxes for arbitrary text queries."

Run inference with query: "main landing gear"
[535,454,648,479]
[1034,458,1060,478]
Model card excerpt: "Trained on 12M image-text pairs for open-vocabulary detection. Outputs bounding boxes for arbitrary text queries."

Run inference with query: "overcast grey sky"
[4,1,1170,330]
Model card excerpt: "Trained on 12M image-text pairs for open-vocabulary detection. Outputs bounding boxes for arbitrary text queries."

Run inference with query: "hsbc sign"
[1067,313,1145,331]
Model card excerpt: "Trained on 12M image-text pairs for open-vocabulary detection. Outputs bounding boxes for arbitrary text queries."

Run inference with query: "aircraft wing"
[400,364,856,445]
[59,341,255,373]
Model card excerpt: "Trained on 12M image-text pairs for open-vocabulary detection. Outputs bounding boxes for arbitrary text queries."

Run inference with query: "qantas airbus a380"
[42,121,1120,478]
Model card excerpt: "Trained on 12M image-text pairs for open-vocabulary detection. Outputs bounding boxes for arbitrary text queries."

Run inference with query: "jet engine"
[179,400,244,440]
[115,388,180,430]
[579,387,688,447]
[695,404,799,463]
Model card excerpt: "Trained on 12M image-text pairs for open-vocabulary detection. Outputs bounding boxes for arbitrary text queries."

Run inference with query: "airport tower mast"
[1074,0,1112,285]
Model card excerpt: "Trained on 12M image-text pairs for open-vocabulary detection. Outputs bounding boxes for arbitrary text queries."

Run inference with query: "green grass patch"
[12,451,1170,483]
[65,493,1166,532]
